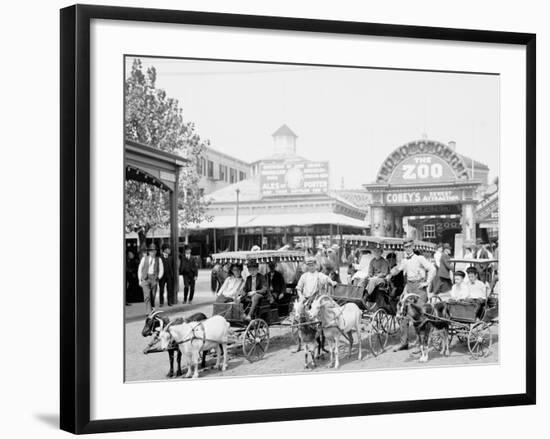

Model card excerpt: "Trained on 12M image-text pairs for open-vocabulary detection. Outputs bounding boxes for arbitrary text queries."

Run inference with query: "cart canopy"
[212,250,305,264]
[342,235,436,252]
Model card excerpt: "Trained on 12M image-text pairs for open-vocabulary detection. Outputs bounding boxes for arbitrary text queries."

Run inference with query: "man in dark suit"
[433,243,453,295]
[158,244,175,306]
[266,261,286,301]
[242,261,268,321]
[179,245,198,304]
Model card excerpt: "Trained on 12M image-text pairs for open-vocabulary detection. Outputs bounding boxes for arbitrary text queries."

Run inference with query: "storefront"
[476,189,499,242]
[364,139,486,248]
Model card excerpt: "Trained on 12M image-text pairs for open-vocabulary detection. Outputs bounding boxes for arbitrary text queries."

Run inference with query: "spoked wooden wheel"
[243,319,269,362]
[468,322,493,358]
[372,308,389,333]
[367,325,388,357]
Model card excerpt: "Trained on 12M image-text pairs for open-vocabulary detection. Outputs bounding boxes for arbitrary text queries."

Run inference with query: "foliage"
[125,59,211,248]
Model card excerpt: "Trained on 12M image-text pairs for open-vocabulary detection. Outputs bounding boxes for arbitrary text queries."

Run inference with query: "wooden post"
[234,189,240,251]
[338,224,343,266]
[170,168,179,298]
[213,228,217,253]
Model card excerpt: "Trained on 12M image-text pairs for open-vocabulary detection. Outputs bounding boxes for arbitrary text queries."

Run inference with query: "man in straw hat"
[138,243,164,315]
[388,238,435,352]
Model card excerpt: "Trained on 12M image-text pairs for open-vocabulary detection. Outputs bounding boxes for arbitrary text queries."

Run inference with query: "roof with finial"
[272,124,298,138]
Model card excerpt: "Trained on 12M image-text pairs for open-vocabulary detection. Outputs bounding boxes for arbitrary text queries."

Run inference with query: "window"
[200,157,206,176]
[239,171,246,181]
[229,168,236,183]
[219,164,225,181]
[207,160,214,178]
[423,224,436,239]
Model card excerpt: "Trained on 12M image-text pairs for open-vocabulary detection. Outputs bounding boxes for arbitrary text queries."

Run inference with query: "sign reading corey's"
[260,160,329,196]
[385,189,462,205]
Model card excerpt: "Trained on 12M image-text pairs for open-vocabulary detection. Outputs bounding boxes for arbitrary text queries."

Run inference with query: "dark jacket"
[266,270,286,296]
[438,252,452,280]
[179,255,198,278]
[243,272,267,295]
[161,253,174,280]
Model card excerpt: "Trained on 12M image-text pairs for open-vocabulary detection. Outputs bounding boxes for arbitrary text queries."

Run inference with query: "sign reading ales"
[260,160,329,196]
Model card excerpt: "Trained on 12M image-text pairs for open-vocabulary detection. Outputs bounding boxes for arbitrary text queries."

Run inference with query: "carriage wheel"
[367,326,388,357]
[372,308,389,333]
[430,331,443,352]
[468,322,493,358]
[243,319,269,362]
[386,315,400,336]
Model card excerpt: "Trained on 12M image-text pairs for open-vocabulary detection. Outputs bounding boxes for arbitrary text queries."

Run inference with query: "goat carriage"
[211,250,304,362]
[330,237,436,354]
[403,258,499,359]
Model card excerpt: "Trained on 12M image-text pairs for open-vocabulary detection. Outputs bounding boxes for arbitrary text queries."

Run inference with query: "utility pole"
[234,188,240,251]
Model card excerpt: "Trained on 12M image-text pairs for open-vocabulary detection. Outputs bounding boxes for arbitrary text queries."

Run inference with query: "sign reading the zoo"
[388,154,457,185]
[385,189,463,205]
[260,160,329,196]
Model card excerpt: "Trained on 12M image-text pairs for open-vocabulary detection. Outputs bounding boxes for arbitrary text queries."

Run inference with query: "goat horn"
[149,310,164,319]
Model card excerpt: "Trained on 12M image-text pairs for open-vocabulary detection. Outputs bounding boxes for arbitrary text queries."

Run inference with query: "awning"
[191,212,367,230]
[479,222,499,229]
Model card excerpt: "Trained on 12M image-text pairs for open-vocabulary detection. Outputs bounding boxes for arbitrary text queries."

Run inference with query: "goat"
[141,310,207,377]
[152,315,230,379]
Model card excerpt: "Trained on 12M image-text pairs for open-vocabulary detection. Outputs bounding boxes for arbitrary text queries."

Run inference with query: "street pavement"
[125,269,499,382]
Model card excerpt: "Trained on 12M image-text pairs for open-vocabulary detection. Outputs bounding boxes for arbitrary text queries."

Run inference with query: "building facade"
[364,138,491,248]
[190,125,368,256]
[197,145,251,195]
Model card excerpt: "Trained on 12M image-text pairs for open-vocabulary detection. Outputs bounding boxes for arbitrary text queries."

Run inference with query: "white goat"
[158,315,230,378]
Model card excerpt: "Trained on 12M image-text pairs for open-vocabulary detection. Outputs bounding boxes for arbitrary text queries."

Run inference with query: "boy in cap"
[296,256,335,302]
[365,245,390,299]
[138,243,164,314]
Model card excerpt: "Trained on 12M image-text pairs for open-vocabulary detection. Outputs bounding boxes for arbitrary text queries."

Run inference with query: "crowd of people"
[126,237,498,322]
[126,243,199,314]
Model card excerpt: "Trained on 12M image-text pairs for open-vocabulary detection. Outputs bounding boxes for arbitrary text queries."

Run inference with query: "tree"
[125,59,211,250]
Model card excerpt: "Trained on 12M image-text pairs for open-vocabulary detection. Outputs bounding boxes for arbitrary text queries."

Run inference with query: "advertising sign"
[260,160,329,196]
[385,189,463,205]
[388,154,457,185]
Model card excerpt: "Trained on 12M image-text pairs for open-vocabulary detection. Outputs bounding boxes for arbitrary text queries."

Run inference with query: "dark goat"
[402,299,450,362]
[142,310,208,377]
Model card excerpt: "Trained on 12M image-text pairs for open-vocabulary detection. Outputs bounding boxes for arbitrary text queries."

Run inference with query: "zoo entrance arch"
[364,139,482,246]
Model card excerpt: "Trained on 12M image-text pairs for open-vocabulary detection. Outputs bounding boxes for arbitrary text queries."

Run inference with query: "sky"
[125,56,499,189]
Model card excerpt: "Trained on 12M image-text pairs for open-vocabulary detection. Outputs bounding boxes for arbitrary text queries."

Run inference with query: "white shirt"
[296,271,331,298]
[475,249,494,259]
[450,282,469,300]
[217,276,244,299]
[434,250,442,268]
[392,253,436,284]
[138,255,164,282]
[466,279,488,299]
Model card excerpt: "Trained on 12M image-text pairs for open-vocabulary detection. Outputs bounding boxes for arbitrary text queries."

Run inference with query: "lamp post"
[234,188,240,251]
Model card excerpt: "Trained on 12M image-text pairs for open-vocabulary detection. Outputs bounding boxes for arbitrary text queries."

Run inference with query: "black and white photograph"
[125,55,500,382]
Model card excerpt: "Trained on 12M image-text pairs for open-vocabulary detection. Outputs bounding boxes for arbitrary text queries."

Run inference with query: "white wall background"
[0,0,546,437]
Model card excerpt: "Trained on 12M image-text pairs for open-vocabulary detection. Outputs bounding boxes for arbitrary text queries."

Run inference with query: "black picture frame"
[60,4,536,434]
